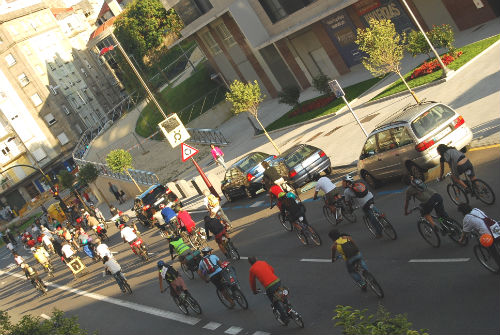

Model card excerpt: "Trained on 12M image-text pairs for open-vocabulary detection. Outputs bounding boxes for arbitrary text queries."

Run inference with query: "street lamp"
[400,0,453,77]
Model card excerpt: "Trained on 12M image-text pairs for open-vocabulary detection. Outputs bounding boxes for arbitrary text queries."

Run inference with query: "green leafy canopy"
[225,80,264,118]
[78,163,99,186]
[106,149,133,173]
[57,170,75,190]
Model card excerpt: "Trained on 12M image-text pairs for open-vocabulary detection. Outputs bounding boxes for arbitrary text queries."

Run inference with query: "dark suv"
[134,184,180,226]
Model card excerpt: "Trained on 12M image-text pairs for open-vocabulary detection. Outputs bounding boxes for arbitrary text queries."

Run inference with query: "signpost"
[328,80,368,137]
[158,113,191,148]
[181,143,199,162]
[180,143,219,198]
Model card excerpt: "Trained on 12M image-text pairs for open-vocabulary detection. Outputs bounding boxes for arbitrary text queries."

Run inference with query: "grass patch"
[266,77,382,132]
[373,34,500,100]
[135,61,227,138]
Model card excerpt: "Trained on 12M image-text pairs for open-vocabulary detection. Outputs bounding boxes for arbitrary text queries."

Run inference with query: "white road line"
[252,331,271,335]
[203,322,222,330]
[224,326,243,335]
[40,313,51,320]
[239,256,248,260]
[0,270,201,326]
[409,258,470,263]
[250,201,264,208]
[300,258,331,263]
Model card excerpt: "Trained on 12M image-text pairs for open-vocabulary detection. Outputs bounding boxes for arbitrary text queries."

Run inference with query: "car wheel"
[324,167,332,175]
[362,171,379,189]
[223,191,232,202]
[408,164,425,181]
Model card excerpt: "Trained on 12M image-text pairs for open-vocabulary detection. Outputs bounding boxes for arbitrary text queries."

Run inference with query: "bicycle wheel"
[447,183,468,205]
[228,241,240,260]
[322,206,336,225]
[36,279,47,294]
[295,228,308,245]
[472,179,496,205]
[442,218,466,246]
[216,287,235,309]
[417,219,441,248]
[341,206,357,223]
[123,280,133,294]
[473,244,500,274]
[363,216,377,237]
[173,296,189,314]
[232,288,248,309]
[141,246,149,262]
[186,293,202,314]
[290,309,305,328]
[380,216,397,240]
[278,213,293,232]
[363,271,384,298]
[307,225,322,246]
[273,303,288,326]
[181,262,194,280]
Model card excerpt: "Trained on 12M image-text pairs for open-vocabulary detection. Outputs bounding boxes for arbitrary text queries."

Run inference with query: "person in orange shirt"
[248,256,281,303]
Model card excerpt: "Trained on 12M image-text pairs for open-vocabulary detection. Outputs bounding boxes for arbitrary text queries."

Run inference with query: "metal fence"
[177,84,227,124]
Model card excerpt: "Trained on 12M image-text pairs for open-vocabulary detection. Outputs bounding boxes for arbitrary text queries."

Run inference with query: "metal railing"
[186,128,230,146]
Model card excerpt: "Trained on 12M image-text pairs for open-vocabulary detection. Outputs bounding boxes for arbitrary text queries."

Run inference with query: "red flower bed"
[289,94,336,117]
[410,51,463,79]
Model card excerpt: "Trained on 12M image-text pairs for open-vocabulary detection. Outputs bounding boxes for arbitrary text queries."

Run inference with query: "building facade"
[162,0,499,98]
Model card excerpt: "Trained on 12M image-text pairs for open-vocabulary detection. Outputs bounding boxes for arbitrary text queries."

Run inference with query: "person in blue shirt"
[158,205,178,232]
[197,247,234,307]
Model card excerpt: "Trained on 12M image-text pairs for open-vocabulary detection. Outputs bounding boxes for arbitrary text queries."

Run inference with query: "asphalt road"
[0,147,498,335]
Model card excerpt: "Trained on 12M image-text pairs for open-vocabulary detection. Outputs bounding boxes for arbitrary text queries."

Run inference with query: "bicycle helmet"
[157,260,165,269]
[119,224,125,229]
[201,247,212,254]
[94,238,101,244]
[343,175,354,183]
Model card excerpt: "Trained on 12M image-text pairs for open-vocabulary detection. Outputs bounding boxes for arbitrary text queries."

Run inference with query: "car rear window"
[142,185,166,205]
[411,105,455,138]
[237,152,268,171]
[283,145,316,168]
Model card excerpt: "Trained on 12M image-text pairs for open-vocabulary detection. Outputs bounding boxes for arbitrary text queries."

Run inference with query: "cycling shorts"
[210,271,224,290]
[325,189,342,205]
[457,160,475,178]
[215,229,227,244]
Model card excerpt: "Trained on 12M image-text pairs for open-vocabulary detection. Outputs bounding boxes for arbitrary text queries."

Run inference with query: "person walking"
[210,144,226,169]
[108,182,123,204]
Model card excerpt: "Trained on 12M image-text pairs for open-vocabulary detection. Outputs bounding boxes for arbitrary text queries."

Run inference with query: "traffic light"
[51,186,61,201]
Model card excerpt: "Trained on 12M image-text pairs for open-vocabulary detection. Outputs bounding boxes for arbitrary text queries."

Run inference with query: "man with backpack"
[157,260,188,298]
[197,247,234,306]
[329,229,369,291]
[402,175,449,231]
[342,175,382,237]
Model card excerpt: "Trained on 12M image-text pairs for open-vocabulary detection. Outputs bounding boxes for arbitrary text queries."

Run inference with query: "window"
[361,135,377,157]
[17,73,30,87]
[259,0,317,23]
[391,126,414,148]
[62,105,70,115]
[49,85,59,95]
[411,105,456,139]
[57,132,69,145]
[376,130,396,152]
[215,23,236,48]
[43,113,56,126]
[5,54,16,66]
[30,93,42,106]
[201,31,221,55]
[174,0,213,25]
[32,148,47,161]
[1,145,10,155]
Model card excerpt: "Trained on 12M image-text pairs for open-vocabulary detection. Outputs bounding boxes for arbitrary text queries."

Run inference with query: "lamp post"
[400,0,452,77]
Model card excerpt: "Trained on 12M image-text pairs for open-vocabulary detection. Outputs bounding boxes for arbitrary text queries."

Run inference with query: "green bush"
[429,24,455,54]
[312,74,332,95]
[278,85,301,107]
[333,305,429,335]
[406,30,431,58]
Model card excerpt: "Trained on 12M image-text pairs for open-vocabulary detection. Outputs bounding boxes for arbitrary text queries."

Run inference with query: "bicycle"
[257,287,304,328]
[362,203,397,240]
[40,261,54,278]
[130,238,149,262]
[211,208,233,231]
[275,198,306,232]
[338,256,384,298]
[180,228,208,250]
[445,171,495,206]
[165,285,202,315]
[181,250,202,280]
[292,216,322,246]
[27,272,48,295]
[106,270,132,294]
[216,261,248,310]
[322,196,357,225]
[410,207,466,248]
[468,232,500,274]
[221,235,240,260]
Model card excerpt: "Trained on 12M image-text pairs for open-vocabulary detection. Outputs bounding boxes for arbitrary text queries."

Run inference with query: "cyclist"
[40,233,54,254]
[402,175,449,231]
[329,229,368,291]
[197,247,234,307]
[342,175,382,238]
[262,161,290,192]
[177,210,196,234]
[91,205,106,223]
[120,224,138,244]
[157,260,188,298]
[102,255,127,292]
[438,144,476,190]
[21,262,47,291]
[248,256,282,303]
[61,242,76,263]
[457,204,498,245]
[13,252,25,267]
[268,184,285,214]
[203,216,229,256]
[168,234,192,262]
[160,205,179,232]
[280,192,307,226]
[33,245,51,269]
[313,173,342,220]
[203,190,231,227]
[95,238,113,260]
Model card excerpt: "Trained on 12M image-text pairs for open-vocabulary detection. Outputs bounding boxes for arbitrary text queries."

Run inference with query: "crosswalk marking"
[203,322,221,330]
[224,326,243,335]
[252,331,271,335]
[300,258,331,262]
[409,258,470,263]
[250,201,264,208]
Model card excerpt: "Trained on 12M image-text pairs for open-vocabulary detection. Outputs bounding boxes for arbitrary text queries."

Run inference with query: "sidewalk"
[86,19,499,200]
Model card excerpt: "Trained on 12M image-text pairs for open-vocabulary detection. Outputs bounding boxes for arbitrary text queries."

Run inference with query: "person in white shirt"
[313,174,342,218]
[41,234,54,253]
[61,243,75,261]
[458,204,493,243]
[103,256,127,292]
[203,189,230,225]
[13,252,24,266]
[120,225,137,244]
[95,239,112,259]
[6,242,14,252]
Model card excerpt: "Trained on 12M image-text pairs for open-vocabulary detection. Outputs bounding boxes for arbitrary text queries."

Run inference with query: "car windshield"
[411,105,455,138]
[141,185,166,205]
[236,152,268,172]
[282,145,316,168]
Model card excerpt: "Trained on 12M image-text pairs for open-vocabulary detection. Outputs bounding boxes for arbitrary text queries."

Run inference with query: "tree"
[0,309,89,335]
[355,18,420,103]
[78,163,109,206]
[106,149,142,192]
[114,0,183,62]
[57,170,88,211]
[225,80,281,154]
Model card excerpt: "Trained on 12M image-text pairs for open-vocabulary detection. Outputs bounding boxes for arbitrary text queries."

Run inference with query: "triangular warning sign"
[181,143,199,162]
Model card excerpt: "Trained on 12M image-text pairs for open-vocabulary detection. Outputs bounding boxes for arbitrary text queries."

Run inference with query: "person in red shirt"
[269,184,285,214]
[177,210,196,234]
[248,256,281,303]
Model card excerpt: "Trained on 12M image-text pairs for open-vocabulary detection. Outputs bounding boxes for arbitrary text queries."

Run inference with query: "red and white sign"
[181,143,199,162]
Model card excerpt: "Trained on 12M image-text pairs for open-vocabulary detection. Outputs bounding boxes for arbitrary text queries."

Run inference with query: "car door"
[222,169,235,192]
[374,129,400,178]
[390,126,416,175]
[359,134,379,177]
